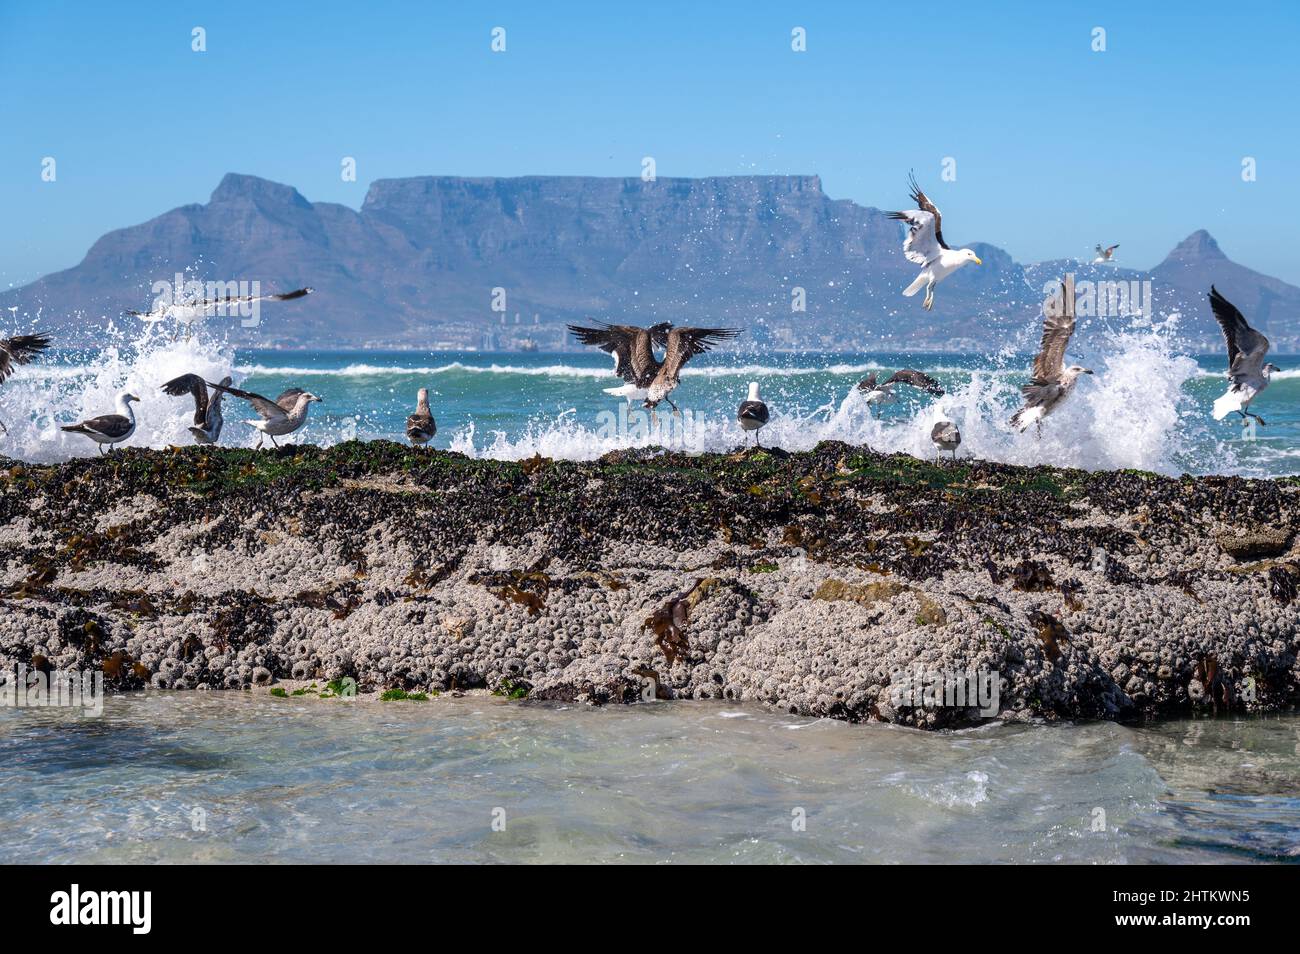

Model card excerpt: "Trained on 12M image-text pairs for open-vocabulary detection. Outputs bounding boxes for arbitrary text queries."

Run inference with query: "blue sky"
[2,0,1298,286]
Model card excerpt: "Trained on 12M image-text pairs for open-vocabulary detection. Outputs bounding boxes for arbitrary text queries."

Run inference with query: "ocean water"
[1,315,1298,476]
[1,694,1297,864]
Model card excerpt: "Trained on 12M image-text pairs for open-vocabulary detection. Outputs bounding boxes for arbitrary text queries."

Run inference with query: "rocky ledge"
[2,442,1298,728]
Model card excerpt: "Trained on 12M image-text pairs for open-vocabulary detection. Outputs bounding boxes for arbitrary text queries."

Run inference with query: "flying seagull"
[1011,277,1093,434]
[566,321,672,401]
[208,382,322,448]
[407,387,436,445]
[161,373,231,444]
[737,381,770,446]
[1209,286,1280,426]
[61,391,140,454]
[888,174,982,310]
[644,326,741,416]
[1092,243,1120,264]
[931,419,961,460]
[126,287,313,326]
[0,331,52,433]
[857,368,944,415]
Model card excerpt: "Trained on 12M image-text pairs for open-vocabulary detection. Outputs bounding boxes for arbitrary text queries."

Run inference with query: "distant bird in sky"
[125,287,313,328]
[208,382,321,448]
[889,174,981,310]
[0,331,52,433]
[931,419,961,460]
[1209,286,1280,426]
[736,381,769,445]
[1011,277,1093,434]
[566,320,672,401]
[161,373,230,444]
[857,368,944,415]
[1092,243,1120,264]
[407,387,436,445]
[60,391,140,454]
[644,326,740,416]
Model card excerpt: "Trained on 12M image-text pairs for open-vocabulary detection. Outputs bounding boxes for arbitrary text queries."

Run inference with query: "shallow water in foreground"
[1,694,1297,863]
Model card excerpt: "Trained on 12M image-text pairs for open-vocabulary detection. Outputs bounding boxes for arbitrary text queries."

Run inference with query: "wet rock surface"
[2,441,1298,729]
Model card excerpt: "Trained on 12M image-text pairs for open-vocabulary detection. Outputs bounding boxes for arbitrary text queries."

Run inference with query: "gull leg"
[667,398,681,418]
[923,283,935,311]
[270,434,280,448]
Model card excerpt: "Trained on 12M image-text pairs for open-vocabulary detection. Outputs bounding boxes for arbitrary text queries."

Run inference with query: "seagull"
[736,381,770,446]
[644,326,741,416]
[888,174,982,310]
[208,382,322,448]
[161,373,231,444]
[60,391,140,454]
[931,420,961,460]
[1092,243,1120,264]
[406,387,436,445]
[0,331,52,433]
[1209,286,1280,426]
[857,368,944,415]
[125,287,313,332]
[566,321,672,401]
[1011,277,1093,435]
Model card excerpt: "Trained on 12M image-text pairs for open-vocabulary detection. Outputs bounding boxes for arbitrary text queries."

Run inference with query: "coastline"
[2,441,1298,729]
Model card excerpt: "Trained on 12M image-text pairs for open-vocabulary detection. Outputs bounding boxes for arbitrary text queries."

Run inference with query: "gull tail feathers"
[1212,391,1242,421]
[902,273,928,297]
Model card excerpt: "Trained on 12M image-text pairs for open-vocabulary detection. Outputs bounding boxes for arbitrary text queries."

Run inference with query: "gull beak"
[1084,369,1094,375]
[973,256,983,266]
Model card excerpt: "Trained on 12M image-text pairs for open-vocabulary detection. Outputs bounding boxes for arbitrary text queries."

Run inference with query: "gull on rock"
[736,381,770,446]
[566,321,673,402]
[60,391,140,454]
[407,387,437,445]
[161,373,231,444]
[209,382,322,448]
[931,419,961,460]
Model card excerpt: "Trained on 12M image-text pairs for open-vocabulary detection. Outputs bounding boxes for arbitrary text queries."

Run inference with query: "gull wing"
[0,332,51,384]
[567,322,643,383]
[208,381,288,421]
[883,369,944,396]
[887,209,942,266]
[161,373,209,426]
[906,173,948,250]
[1031,279,1078,384]
[1209,286,1269,382]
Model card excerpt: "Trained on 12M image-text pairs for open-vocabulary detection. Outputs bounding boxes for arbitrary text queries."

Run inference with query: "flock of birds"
[0,176,1285,460]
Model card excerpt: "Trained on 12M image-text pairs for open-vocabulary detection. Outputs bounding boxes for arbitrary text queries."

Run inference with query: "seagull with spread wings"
[207,382,322,448]
[126,287,313,329]
[566,320,673,401]
[1092,243,1120,264]
[0,331,52,434]
[161,373,232,444]
[888,174,982,310]
[1011,277,1093,434]
[856,368,944,415]
[1209,286,1280,426]
[644,325,741,416]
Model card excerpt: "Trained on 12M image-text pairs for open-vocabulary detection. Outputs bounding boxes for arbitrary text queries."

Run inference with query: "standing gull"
[1010,277,1093,434]
[857,368,944,415]
[736,381,770,446]
[1092,243,1120,264]
[931,419,961,460]
[208,382,322,448]
[407,387,437,445]
[1209,286,1280,426]
[161,373,231,444]
[0,331,52,433]
[888,174,982,310]
[644,326,741,416]
[60,391,140,454]
[566,321,672,401]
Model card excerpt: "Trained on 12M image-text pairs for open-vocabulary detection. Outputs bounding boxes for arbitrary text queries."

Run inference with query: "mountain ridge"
[5,173,1298,351]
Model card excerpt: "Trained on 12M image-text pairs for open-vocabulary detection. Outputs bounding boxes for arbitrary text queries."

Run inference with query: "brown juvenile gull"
[1209,286,1281,426]
[1092,243,1120,264]
[566,320,672,401]
[161,373,231,444]
[207,382,321,448]
[857,368,944,415]
[1011,277,1093,435]
[407,387,437,445]
[0,331,52,433]
[736,381,770,446]
[931,419,961,460]
[60,391,140,454]
[888,174,982,311]
[642,325,741,417]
